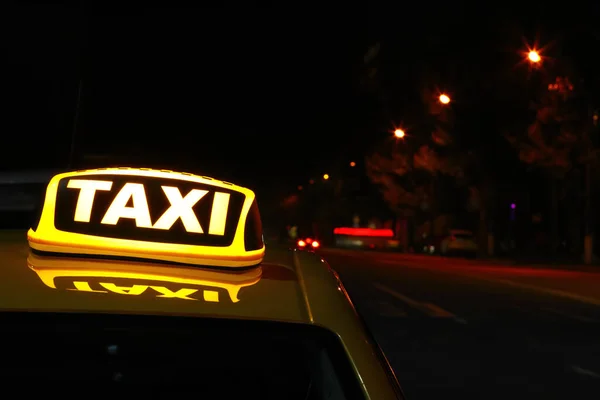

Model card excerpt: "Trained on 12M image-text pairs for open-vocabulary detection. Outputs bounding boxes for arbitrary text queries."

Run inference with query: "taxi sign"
[27,168,265,268]
[27,252,262,303]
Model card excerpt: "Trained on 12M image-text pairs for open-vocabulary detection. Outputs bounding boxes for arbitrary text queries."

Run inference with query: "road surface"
[320,248,600,400]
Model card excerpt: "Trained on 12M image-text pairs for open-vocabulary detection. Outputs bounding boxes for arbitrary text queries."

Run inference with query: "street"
[320,248,600,400]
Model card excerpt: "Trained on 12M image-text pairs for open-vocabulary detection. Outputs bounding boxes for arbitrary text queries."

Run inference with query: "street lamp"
[323,174,329,180]
[350,161,356,167]
[439,93,450,104]
[394,128,405,138]
[528,50,541,64]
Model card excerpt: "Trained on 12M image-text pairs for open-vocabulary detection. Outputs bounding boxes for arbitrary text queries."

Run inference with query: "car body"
[2,168,403,398]
[2,238,402,398]
[440,229,478,256]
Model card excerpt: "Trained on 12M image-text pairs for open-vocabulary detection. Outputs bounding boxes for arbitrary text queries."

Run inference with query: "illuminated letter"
[203,290,219,302]
[68,281,108,293]
[100,283,148,295]
[208,192,230,235]
[67,179,113,222]
[153,187,207,233]
[101,183,152,228]
[151,286,198,300]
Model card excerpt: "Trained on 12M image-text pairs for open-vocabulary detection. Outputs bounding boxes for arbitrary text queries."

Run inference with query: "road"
[320,248,600,400]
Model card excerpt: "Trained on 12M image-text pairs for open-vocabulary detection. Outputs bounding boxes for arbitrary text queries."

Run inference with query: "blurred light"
[309,179,315,184]
[297,240,306,247]
[323,174,329,180]
[305,238,313,244]
[439,94,450,104]
[510,203,516,209]
[528,50,541,63]
[350,161,356,167]
[311,240,320,248]
[297,185,303,191]
[333,227,394,238]
[394,129,405,138]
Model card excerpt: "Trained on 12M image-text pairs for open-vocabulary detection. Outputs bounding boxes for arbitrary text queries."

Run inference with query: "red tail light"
[297,240,306,247]
[311,240,320,248]
[306,238,313,244]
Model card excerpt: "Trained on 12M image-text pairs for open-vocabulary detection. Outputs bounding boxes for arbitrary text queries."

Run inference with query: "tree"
[361,42,467,243]
[365,128,465,244]
[506,73,596,255]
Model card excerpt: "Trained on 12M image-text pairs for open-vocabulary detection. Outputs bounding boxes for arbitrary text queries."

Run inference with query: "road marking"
[570,365,600,379]
[422,303,456,318]
[541,307,599,323]
[467,276,600,307]
[377,259,600,307]
[373,282,464,323]
[374,301,408,317]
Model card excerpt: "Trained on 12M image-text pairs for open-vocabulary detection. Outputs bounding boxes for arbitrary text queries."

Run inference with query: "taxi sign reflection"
[27,168,265,268]
[27,253,262,303]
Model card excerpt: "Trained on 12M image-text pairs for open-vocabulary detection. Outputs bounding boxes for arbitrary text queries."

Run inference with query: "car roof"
[1,232,308,321]
[0,230,400,399]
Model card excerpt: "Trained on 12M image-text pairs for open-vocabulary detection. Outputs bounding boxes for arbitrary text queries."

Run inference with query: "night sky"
[3,5,600,194]
[2,7,365,188]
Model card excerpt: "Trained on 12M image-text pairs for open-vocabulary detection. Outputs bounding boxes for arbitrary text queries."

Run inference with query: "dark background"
[3,5,600,193]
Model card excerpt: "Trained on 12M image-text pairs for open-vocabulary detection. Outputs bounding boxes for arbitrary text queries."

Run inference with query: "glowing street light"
[439,93,450,104]
[528,50,541,64]
[394,128,405,138]
[350,161,356,167]
[323,174,329,180]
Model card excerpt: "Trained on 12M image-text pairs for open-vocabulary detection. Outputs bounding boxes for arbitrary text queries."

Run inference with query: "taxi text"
[68,280,225,302]
[67,179,231,235]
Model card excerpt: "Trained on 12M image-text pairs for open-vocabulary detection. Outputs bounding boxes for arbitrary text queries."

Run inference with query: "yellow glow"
[323,174,329,180]
[439,94,450,104]
[28,253,262,303]
[394,129,405,138]
[528,50,541,63]
[28,168,265,268]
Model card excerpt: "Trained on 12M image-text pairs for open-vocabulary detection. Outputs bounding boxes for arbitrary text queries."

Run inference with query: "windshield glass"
[3,5,600,399]
[2,312,364,399]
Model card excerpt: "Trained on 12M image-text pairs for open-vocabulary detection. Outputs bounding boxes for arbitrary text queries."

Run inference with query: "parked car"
[440,229,478,257]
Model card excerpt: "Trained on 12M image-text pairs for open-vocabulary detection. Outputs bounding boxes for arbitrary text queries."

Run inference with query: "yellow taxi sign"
[27,168,265,268]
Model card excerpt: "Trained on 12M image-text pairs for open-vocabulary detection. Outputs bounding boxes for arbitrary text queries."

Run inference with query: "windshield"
[3,5,600,399]
[1,312,364,399]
